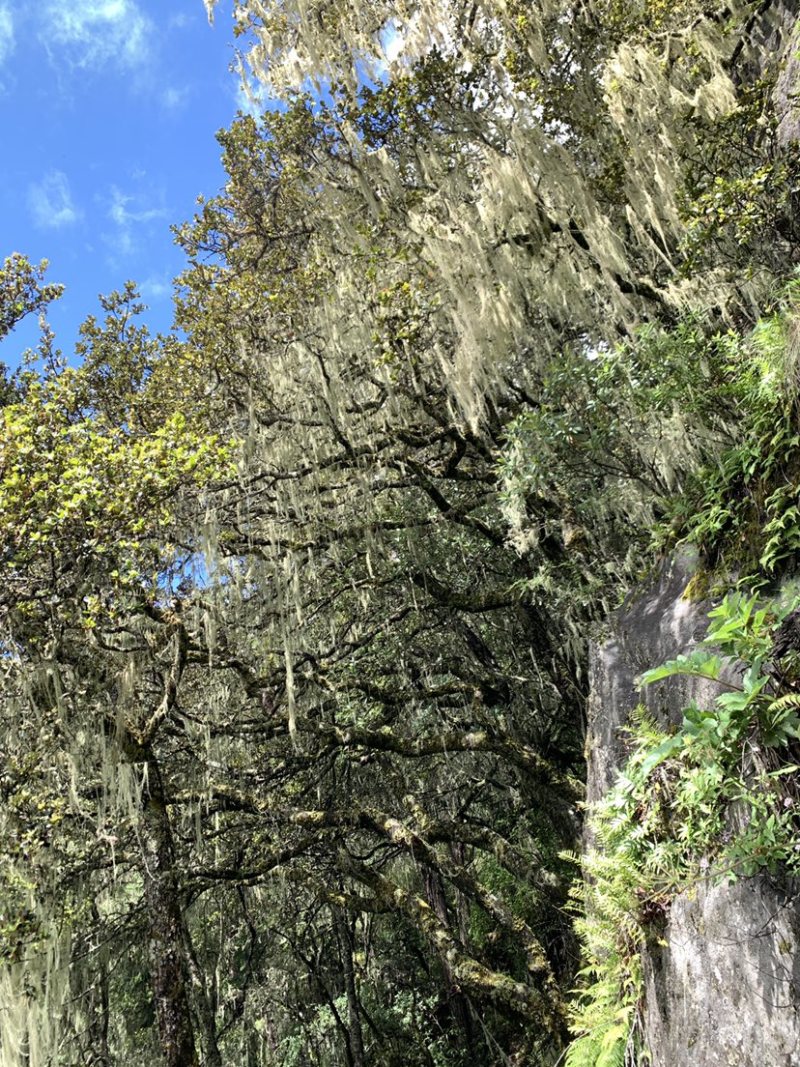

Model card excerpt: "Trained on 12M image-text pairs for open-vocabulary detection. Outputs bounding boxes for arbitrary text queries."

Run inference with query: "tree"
[0,253,64,405]
[0,289,229,1067]
[207,0,800,400]
[0,254,62,345]
[3,0,800,1064]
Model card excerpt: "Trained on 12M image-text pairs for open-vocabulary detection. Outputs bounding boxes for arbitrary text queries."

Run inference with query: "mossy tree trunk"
[139,751,199,1067]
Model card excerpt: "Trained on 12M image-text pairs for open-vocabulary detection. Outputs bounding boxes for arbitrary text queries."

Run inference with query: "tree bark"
[343,860,566,1036]
[82,909,112,1067]
[423,868,474,1048]
[334,908,367,1067]
[139,751,199,1067]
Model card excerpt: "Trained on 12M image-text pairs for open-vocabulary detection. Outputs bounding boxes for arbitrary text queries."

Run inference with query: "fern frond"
[767,693,800,713]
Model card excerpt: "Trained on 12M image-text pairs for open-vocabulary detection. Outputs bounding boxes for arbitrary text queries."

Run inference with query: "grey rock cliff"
[775,4,800,148]
[586,551,800,1066]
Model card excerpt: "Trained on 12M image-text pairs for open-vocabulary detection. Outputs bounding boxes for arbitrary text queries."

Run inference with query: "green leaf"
[639,734,683,776]
[638,650,723,687]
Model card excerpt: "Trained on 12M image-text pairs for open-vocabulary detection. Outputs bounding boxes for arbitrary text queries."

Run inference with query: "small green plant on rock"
[567,590,800,1066]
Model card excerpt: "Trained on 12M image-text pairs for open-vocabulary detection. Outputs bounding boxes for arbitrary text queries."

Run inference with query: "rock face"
[587,550,800,1066]
[585,550,714,809]
[773,3,800,148]
[643,878,800,1066]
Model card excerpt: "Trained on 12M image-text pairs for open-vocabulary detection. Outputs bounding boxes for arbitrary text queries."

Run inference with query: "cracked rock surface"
[587,549,800,1066]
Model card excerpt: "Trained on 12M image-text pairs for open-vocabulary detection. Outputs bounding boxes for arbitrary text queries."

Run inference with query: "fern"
[597,1030,627,1067]
[767,693,800,713]
[568,593,800,1066]
[566,1034,604,1067]
[763,692,800,744]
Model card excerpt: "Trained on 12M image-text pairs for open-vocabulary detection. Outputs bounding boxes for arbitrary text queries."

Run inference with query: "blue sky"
[0,0,263,365]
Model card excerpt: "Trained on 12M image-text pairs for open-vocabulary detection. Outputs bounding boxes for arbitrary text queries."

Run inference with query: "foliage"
[497,319,746,622]
[0,253,64,407]
[661,282,800,578]
[0,253,63,346]
[0,287,232,633]
[498,277,800,592]
[569,591,800,1064]
[3,0,800,1064]
[679,74,800,278]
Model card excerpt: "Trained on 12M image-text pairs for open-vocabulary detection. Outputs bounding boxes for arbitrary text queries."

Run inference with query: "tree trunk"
[334,908,367,1067]
[139,752,199,1067]
[423,868,475,1048]
[82,909,111,1067]
[184,932,224,1067]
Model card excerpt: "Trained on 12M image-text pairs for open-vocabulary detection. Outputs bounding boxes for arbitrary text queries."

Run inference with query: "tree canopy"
[2,1,800,1065]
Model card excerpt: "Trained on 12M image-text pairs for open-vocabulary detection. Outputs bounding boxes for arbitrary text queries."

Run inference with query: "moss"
[681,569,711,602]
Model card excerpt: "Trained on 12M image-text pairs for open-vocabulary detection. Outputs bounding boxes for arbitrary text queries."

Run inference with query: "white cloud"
[140,275,172,302]
[108,186,165,228]
[41,0,153,71]
[28,171,82,229]
[105,185,167,256]
[168,13,193,30]
[161,85,190,112]
[0,4,14,67]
